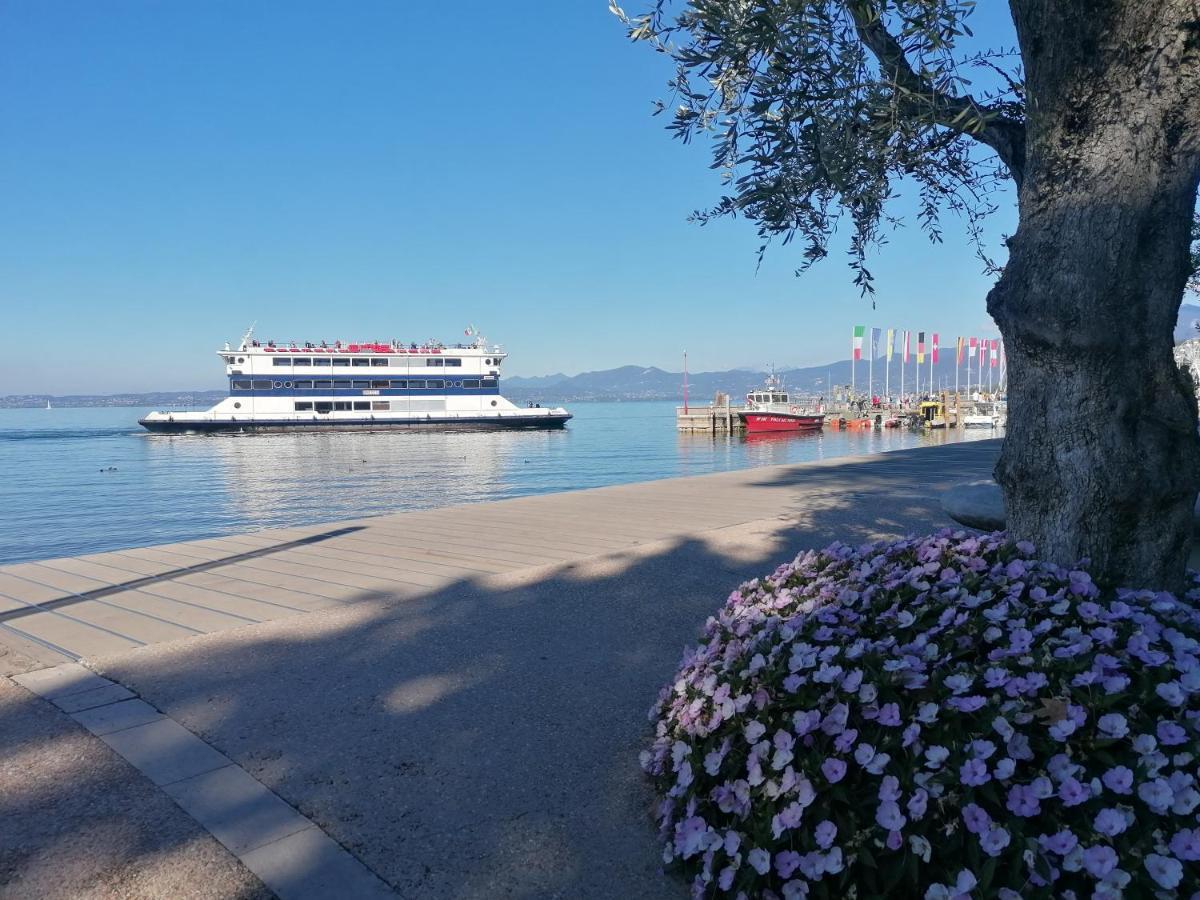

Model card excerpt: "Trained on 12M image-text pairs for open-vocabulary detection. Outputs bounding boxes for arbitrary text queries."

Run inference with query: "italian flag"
[852,325,865,361]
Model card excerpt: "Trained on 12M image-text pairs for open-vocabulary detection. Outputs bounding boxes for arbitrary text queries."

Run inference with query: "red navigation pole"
[683,350,689,414]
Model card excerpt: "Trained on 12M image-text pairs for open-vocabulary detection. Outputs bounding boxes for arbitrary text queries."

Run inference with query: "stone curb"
[10,663,395,899]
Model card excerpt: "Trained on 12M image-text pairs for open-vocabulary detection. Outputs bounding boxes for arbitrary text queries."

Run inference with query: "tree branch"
[846,2,1026,186]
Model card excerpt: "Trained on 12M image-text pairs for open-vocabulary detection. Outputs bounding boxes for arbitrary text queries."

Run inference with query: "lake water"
[0,402,1001,564]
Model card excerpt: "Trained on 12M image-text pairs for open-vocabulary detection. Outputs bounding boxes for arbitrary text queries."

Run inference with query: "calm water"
[0,402,1001,564]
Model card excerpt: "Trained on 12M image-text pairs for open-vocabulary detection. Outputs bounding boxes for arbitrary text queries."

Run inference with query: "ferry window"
[366,380,386,389]
[407,379,426,389]
[426,379,445,389]
[481,377,496,386]
[334,380,352,389]
[314,380,333,389]
[372,401,390,411]
[332,358,350,366]
[273,358,291,366]
[444,358,462,367]
[293,358,311,367]
[333,401,352,411]
[391,380,407,389]
[452,380,462,387]
[273,381,283,389]
[484,358,491,365]
[295,401,313,411]
[283,381,293,388]
[232,380,252,390]
[462,379,480,388]
[371,358,389,367]
[352,380,370,389]
[353,401,371,411]
[425,358,444,367]
[237,357,245,363]
[352,358,371,367]
[294,380,313,389]
[252,380,272,390]
[315,402,333,413]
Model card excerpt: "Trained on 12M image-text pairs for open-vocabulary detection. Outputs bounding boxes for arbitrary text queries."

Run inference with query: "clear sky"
[0,1,1017,394]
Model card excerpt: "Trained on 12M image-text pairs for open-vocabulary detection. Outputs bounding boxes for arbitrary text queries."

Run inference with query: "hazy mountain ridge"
[7,305,1199,407]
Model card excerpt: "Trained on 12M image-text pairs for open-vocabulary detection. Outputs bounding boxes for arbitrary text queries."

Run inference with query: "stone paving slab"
[6,662,399,899]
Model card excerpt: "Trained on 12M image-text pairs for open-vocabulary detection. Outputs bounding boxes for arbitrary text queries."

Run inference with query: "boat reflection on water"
[143,427,555,533]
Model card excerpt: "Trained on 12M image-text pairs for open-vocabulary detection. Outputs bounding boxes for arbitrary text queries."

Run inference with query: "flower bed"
[642,530,1200,897]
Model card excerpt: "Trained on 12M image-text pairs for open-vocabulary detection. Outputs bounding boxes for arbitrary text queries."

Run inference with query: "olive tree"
[615,0,1200,590]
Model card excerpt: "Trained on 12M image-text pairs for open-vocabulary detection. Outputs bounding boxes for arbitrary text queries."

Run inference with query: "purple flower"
[1058,777,1089,807]
[962,803,991,835]
[948,695,986,713]
[821,758,847,784]
[875,800,906,831]
[747,847,770,875]
[907,788,929,820]
[1144,853,1183,890]
[1082,845,1118,879]
[1097,713,1128,738]
[1138,778,1173,814]
[673,816,708,858]
[1038,829,1077,855]
[1168,827,1200,862]
[1157,720,1188,746]
[814,820,837,850]
[980,826,1011,857]
[1006,784,1040,817]
[993,757,1016,780]
[960,758,991,787]
[1102,766,1133,794]
[1093,808,1128,837]
[877,703,902,727]
[924,746,949,769]
[775,850,802,880]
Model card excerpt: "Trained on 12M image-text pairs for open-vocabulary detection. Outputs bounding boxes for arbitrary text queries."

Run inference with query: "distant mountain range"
[5,304,1198,408]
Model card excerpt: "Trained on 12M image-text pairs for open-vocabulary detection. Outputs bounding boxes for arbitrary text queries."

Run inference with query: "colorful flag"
[956,336,965,365]
[917,331,926,365]
[932,333,940,364]
[885,329,895,362]
[990,339,999,368]
[903,330,910,364]
[870,327,881,358]
[969,337,978,354]
[852,325,865,361]
[978,340,987,368]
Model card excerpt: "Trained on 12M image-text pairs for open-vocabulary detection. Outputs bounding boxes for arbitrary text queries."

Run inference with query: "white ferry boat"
[139,329,571,433]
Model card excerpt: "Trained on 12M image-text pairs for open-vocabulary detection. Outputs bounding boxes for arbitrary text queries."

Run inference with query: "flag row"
[852,326,1004,367]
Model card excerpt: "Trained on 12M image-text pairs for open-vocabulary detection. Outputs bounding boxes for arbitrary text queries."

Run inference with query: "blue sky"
[0,1,1017,393]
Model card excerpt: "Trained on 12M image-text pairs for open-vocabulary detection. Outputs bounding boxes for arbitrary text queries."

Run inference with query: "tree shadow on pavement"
[71,476,978,900]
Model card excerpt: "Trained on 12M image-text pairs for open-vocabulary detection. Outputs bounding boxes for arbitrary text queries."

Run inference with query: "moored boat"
[738,375,824,434]
[139,327,571,433]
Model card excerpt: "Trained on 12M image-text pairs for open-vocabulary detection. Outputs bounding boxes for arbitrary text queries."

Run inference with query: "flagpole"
[868,335,874,402]
[884,337,890,404]
[851,333,856,400]
[900,332,906,408]
[967,341,972,401]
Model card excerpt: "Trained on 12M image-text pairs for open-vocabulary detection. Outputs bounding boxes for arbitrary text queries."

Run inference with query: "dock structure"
[1,441,1002,899]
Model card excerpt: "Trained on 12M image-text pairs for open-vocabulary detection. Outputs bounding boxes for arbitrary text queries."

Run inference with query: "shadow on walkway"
[73,477,973,898]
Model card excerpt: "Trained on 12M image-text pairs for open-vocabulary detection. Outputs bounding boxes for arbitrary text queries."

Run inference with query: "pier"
[2,441,1001,898]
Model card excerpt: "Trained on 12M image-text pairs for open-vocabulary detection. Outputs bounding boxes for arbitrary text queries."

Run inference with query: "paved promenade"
[1,439,1000,899]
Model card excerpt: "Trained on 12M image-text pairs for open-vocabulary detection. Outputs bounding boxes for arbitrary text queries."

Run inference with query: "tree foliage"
[611,1,1028,292]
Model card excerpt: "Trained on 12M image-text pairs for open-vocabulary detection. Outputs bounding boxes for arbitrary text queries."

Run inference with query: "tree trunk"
[989,1,1200,590]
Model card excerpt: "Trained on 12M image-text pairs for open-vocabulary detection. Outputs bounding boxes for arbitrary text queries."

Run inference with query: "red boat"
[738,375,825,433]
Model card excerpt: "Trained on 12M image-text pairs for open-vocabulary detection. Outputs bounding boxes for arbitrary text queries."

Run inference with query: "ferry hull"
[139,413,572,433]
[739,412,824,434]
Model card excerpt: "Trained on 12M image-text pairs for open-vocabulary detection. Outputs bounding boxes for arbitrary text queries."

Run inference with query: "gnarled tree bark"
[988,0,1200,590]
